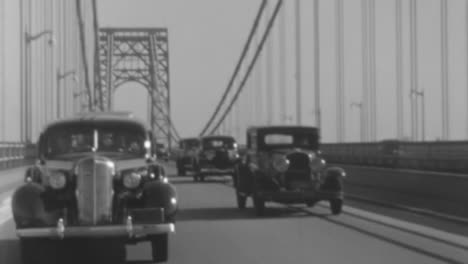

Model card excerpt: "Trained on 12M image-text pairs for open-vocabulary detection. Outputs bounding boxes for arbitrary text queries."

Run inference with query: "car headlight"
[123,171,142,189]
[49,171,67,190]
[272,155,290,172]
[310,157,326,171]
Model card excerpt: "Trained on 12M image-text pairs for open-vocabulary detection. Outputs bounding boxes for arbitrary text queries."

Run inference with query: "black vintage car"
[234,126,345,216]
[175,137,201,176]
[194,135,239,182]
[156,143,169,161]
[12,112,177,263]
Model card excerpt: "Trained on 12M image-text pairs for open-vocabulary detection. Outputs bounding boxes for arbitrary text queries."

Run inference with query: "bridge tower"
[97,28,173,149]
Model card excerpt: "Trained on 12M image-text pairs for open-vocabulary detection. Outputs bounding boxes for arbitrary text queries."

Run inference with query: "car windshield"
[42,123,147,158]
[202,137,236,149]
[260,132,318,150]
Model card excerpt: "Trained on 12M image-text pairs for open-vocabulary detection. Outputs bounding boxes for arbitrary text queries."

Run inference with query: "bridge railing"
[321,140,468,174]
[0,142,36,170]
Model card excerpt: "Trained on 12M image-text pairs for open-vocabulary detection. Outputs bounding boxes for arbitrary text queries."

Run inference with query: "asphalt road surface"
[0,163,467,264]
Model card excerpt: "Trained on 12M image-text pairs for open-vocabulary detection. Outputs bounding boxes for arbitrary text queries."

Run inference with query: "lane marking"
[0,195,12,226]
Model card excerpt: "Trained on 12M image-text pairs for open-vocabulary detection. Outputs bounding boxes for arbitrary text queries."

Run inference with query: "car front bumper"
[257,189,344,203]
[17,219,175,239]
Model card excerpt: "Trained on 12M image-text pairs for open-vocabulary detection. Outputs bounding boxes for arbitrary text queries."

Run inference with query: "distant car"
[175,137,201,176]
[234,126,345,216]
[12,112,177,263]
[194,135,239,182]
[156,143,169,161]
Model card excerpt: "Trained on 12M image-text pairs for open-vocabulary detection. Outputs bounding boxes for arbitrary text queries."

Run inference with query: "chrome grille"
[284,152,311,189]
[75,157,114,225]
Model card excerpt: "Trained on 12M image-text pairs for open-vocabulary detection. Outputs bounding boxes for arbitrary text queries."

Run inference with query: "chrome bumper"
[200,168,234,174]
[17,217,175,239]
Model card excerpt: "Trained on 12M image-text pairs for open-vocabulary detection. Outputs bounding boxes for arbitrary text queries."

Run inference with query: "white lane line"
[318,202,468,249]
[0,195,12,226]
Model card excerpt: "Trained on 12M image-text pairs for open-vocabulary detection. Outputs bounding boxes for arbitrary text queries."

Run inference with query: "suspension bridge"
[0,0,468,263]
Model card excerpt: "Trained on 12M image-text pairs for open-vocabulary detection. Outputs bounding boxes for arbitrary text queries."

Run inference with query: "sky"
[98,0,468,143]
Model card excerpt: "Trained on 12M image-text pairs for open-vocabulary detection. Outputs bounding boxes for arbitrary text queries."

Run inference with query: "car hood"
[43,155,147,172]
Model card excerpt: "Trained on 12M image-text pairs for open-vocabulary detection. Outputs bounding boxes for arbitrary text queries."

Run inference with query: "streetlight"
[57,70,78,119]
[350,102,363,142]
[23,29,55,142]
[410,89,425,141]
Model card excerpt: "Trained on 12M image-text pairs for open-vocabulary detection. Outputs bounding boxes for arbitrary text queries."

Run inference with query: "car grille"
[284,152,311,189]
[75,156,114,225]
[213,150,230,169]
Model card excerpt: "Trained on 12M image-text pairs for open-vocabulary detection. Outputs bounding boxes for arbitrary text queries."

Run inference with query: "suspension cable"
[208,0,283,135]
[75,0,94,111]
[199,0,267,136]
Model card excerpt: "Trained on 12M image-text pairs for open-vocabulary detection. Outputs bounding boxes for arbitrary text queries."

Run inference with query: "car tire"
[253,194,265,216]
[236,191,247,209]
[330,199,343,215]
[150,234,169,263]
[193,174,198,182]
[178,166,186,176]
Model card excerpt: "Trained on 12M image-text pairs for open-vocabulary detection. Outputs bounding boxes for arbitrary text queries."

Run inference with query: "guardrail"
[0,142,36,170]
[321,140,468,174]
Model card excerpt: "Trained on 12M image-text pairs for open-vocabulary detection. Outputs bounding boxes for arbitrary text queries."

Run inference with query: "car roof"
[180,137,201,142]
[201,135,235,141]
[247,125,319,134]
[43,111,149,131]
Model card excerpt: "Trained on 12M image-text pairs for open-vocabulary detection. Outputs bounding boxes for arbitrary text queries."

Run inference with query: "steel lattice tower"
[97,28,173,149]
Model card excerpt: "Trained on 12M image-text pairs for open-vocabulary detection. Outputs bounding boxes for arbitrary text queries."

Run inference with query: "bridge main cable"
[199,0,267,136]
[207,0,283,135]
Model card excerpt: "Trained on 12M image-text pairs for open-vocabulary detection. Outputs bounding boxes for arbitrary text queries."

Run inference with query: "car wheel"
[330,199,343,215]
[178,166,186,176]
[253,194,265,216]
[199,175,205,182]
[236,191,247,209]
[193,174,198,182]
[150,234,169,263]
[20,238,57,264]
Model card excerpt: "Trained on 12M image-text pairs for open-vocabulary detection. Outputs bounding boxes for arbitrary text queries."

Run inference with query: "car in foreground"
[234,126,345,216]
[12,112,177,263]
[175,137,201,176]
[195,135,239,182]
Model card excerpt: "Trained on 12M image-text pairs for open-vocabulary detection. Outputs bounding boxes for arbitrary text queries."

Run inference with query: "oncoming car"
[12,112,178,263]
[234,126,346,216]
[195,135,239,182]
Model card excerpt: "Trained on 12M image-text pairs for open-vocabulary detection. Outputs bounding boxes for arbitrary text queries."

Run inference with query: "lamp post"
[350,102,363,142]
[410,89,425,141]
[56,70,78,119]
[24,30,55,142]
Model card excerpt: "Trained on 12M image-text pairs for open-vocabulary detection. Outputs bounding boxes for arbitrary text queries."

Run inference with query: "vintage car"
[234,126,345,216]
[175,137,201,176]
[12,112,177,263]
[194,135,239,182]
[156,143,169,161]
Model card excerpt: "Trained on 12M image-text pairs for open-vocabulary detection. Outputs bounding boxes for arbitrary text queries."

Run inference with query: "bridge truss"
[97,28,179,149]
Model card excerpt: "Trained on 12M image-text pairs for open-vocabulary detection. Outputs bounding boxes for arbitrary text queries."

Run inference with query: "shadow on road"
[0,239,21,264]
[176,205,324,222]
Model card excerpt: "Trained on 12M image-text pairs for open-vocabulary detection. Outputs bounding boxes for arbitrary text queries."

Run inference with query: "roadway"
[0,164,467,264]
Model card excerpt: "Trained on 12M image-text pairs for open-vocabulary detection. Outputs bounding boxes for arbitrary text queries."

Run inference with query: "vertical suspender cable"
[295,0,302,126]
[441,0,449,140]
[314,0,321,131]
[361,0,369,142]
[0,0,5,140]
[396,0,403,139]
[266,2,273,125]
[369,0,376,140]
[279,3,287,124]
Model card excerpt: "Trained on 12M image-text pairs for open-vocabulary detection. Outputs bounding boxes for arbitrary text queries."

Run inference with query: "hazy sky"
[98,0,468,143]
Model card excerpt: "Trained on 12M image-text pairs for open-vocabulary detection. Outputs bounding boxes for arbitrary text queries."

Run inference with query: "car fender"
[11,183,60,228]
[142,181,178,218]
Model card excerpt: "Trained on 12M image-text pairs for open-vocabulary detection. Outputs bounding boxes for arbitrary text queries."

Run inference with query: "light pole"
[56,70,78,119]
[350,102,363,142]
[24,30,55,142]
[411,89,425,141]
